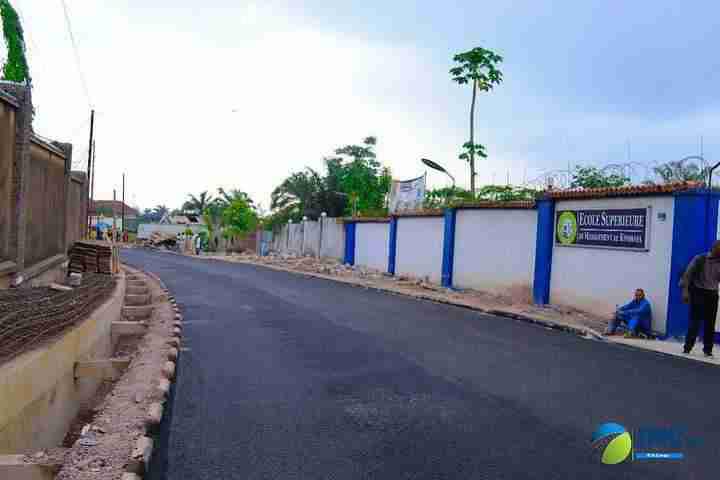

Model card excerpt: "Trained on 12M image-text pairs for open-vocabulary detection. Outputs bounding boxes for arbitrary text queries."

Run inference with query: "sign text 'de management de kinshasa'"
[555,208,648,251]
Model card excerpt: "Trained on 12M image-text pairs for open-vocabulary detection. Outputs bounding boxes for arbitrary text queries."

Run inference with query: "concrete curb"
[120,266,183,479]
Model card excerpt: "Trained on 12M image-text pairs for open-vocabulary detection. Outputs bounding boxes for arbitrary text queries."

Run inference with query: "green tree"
[332,136,391,216]
[182,191,213,214]
[0,0,30,83]
[450,47,503,195]
[217,188,254,207]
[222,197,258,238]
[202,201,224,251]
[570,166,630,189]
[653,160,706,184]
[270,169,323,220]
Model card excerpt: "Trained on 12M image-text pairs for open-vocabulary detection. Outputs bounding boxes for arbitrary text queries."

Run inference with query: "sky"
[10,0,720,211]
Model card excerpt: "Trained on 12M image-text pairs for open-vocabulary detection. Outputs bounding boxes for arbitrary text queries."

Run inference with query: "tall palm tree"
[182,191,213,215]
[217,188,254,208]
[271,169,324,219]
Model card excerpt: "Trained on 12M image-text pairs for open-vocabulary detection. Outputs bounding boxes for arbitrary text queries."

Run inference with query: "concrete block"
[124,294,150,306]
[0,455,60,480]
[112,321,148,337]
[146,403,164,430]
[127,280,147,289]
[157,378,171,398]
[167,348,179,361]
[127,436,153,475]
[162,361,176,380]
[122,305,153,320]
[172,327,182,338]
[74,358,131,380]
[167,337,181,348]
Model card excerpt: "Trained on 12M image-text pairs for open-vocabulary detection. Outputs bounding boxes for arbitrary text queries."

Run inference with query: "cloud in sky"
[12,0,720,210]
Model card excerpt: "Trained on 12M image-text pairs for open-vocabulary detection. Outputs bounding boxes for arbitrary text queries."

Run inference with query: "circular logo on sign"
[557,211,577,245]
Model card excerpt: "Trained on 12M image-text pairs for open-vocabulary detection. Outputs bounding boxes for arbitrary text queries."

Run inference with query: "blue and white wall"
[340,188,720,338]
[355,222,390,271]
[453,209,536,296]
[396,216,445,283]
[550,196,674,333]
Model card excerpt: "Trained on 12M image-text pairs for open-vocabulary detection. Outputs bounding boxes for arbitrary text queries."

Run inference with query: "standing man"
[679,240,720,357]
[195,234,202,256]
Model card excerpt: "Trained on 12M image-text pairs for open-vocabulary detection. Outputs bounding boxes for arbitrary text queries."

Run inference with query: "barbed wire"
[523,156,710,190]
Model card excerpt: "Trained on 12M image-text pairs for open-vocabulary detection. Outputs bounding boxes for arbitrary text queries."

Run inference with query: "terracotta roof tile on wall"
[455,200,536,209]
[340,217,391,223]
[545,181,704,200]
[393,209,445,218]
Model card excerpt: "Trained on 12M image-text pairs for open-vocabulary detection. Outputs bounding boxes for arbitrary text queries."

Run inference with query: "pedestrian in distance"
[679,240,720,357]
[604,288,652,338]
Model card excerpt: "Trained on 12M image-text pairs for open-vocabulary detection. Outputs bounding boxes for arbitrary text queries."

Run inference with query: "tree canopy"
[0,0,29,83]
[570,166,630,189]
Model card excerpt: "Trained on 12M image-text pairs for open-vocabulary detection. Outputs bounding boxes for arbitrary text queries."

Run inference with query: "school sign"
[556,208,648,250]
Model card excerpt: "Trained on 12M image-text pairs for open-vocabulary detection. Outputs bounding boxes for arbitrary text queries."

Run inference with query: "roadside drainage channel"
[2,267,182,480]
[0,270,125,479]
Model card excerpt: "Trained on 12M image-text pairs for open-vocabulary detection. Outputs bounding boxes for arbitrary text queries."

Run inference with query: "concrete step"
[126,285,149,295]
[112,321,149,337]
[127,280,147,289]
[125,294,151,306]
[122,305,153,320]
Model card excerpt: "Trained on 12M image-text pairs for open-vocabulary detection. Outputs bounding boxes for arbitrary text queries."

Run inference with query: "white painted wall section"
[453,209,537,298]
[550,196,674,333]
[355,222,389,271]
[396,217,444,283]
[319,218,345,259]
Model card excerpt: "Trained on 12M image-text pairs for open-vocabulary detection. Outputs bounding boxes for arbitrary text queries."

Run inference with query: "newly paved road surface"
[122,248,720,480]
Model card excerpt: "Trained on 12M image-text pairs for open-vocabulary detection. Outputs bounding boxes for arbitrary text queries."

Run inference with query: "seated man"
[604,288,652,337]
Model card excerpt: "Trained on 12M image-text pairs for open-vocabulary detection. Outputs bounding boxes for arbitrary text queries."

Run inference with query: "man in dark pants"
[680,240,720,357]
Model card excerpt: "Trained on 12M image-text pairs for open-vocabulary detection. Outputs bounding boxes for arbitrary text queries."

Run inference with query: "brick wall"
[0,82,87,285]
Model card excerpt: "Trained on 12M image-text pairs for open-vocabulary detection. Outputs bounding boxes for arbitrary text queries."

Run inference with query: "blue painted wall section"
[388,217,398,275]
[667,189,720,339]
[343,222,356,266]
[533,198,555,305]
[441,208,457,288]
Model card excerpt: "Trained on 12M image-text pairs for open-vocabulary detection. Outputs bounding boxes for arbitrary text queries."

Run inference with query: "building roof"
[90,200,139,217]
[159,214,204,225]
[544,181,704,200]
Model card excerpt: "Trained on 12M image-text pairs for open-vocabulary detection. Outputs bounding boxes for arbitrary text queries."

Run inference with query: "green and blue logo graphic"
[592,423,633,464]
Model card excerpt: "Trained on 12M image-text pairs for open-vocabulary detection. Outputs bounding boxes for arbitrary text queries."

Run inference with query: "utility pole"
[86,110,95,236]
[121,173,126,240]
[112,189,117,242]
[90,141,96,203]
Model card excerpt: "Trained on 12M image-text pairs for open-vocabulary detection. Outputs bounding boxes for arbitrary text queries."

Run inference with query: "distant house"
[89,200,139,232]
[158,213,205,225]
[138,212,206,240]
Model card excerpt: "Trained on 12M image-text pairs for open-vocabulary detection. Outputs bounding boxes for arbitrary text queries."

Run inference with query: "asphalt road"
[122,248,720,480]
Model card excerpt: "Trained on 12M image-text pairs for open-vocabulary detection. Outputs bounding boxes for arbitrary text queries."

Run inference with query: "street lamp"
[422,158,457,205]
[421,158,456,189]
